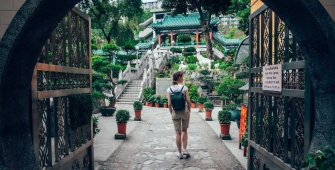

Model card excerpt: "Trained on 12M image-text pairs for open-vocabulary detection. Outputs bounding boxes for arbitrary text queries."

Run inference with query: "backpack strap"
[180,86,184,92]
[170,87,174,93]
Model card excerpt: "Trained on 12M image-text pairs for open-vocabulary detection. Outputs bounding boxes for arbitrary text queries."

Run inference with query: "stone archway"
[0,0,81,169]
[261,0,335,153]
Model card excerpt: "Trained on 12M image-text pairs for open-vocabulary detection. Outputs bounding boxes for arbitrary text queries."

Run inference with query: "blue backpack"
[170,86,186,111]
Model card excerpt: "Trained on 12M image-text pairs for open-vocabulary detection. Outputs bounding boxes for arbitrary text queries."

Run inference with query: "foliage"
[92,116,100,137]
[187,64,197,71]
[224,48,237,62]
[241,132,248,147]
[156,71,171,78]
[102,43,120,57]
[218,110,231,124]
[173,64,180,71]
[225,66,238,73]
[186,55,197,64]
[68,94,93,130]
[177,34,192,44]
[108,96,116,105]
[153,95,161,104]
[183,47,196,53]
[199,69,211,76]
[117,54,137,63]
[115,110,131,123]
[92,72,112,92]
[171,57,181,64]
[142,87,155,101]
[302,146,335,170]
[170,47,183,54]
[92,90,106,108]
[236,71,248,79]
[226,103,239,111]
[216,76,246,101]
[123,41,136,54]
[117,79,128,85]
[188,85,199,103]
[197,96,208,104]
[147,95,156,103]
[227,0,250,35]
[78,0,143,43]
[161,0,231,59]
[92,56,125,78]
[161,96,168,104]
[204,101,214,110]
[203,54,207,58]
[133,101,143,110]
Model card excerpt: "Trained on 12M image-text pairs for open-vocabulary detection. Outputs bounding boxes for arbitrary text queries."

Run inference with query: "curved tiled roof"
[213,32,241,46]
[135,37,158,48]
[151,13,220,29]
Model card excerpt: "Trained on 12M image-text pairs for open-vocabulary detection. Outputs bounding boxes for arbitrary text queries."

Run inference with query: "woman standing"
[167,71,192,159]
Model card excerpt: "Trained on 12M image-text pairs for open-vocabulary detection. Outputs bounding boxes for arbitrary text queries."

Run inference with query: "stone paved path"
[98,106,244,170]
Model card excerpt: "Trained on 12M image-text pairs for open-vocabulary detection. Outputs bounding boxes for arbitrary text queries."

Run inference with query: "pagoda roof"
[151,13,220,29]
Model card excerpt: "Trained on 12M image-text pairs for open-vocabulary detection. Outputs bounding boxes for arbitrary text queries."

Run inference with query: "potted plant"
[161,96,168,108]
[204,101,214,121]
[133,101,143,121]
[99,96,116,116]
[109,96,116,107]
[197,96,207,111]
[241,132,248,156]
[147,95,155,107]
[188,85,199,108]
[218,109,232,140]
[142,87,154,106]
[115,110,131,134]
[154,95,161,108]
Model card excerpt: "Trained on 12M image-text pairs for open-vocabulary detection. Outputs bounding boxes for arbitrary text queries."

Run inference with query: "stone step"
[118,96,138,99]
[116,102,136,105]
[121,91,139,94]
[120,94,139,97]
[124,89,141,92]
[117,99,138,102]
[127,85,142,87]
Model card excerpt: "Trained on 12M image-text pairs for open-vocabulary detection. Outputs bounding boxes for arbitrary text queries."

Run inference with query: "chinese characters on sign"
[262,64,282,92]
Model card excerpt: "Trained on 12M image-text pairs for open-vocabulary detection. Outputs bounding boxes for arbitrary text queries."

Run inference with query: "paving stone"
[98,104,244,170]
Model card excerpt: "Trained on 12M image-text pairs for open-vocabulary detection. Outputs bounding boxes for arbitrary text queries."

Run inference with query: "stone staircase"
[116,74,144,105]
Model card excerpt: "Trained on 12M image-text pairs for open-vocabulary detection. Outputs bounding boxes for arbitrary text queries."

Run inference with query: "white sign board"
[262,64,282,92]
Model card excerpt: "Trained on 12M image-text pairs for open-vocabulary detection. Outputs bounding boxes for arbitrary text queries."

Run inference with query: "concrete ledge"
[205,117,213,121]
[220,134,231,140]
[134,117,141,121]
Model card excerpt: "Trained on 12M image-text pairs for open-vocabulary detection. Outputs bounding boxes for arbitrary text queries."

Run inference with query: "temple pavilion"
[136,9,241,50]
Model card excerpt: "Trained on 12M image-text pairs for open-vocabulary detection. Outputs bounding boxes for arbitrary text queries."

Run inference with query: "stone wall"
[156,78,172,95]
[0,0,25,40]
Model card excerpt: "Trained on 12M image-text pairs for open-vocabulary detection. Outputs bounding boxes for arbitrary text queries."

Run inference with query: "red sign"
[239,105,248,140]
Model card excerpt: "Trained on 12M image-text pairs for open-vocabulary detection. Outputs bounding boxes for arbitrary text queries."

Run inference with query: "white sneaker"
[177,152,183,159]
[182,149,190,158]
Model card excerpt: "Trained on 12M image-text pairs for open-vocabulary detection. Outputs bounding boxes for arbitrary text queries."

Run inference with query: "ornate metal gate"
[248,5,314,170]
[30,8,93,170]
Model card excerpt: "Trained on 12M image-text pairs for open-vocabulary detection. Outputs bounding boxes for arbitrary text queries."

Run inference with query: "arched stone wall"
[261,0,335,153]
[0,0,81,169]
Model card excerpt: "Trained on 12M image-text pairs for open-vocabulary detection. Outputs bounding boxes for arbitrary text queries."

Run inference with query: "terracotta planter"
[163,104,168,108]
[205,110,212,118]
[198,104,204,110]
[135,110,141,118]
[155,103,160,108]
[220,124,231,135]
[110,103,115,108]
[243,147,247,157]
[148,103,153,107]
[145,101,149,106]
[191,102,196,108]
[117,122,127,134]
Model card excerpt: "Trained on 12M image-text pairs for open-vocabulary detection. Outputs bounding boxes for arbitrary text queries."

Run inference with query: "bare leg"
[181,129,188,149]
[176,131,182,153]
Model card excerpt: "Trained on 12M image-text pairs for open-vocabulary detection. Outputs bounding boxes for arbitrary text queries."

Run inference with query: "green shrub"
[197,96,208,104]
[172,57,181,64]
[204,101,214,110]
[235,71,249,79]
[216,76,246,101]
[115,110,131,123]
[133,101,143,110]
[199,69,210,76]
[241,132,248,147]
[117,79,128,85]
[184,47,196,52]
[188,85,199,103]
[142,87,154,101]
[161,96,168,104]
[170,47,183,54]
[218,110,231,124]
[147,95,155,103]
[186,55,197,64]
[203,54,207,58]
[225,66,237,73]
[153,95,161,104]
[187,64,197,71]
[173,64,180,70]
[302,146,335,169]
[92,116,100,137]
[108,96,116,106]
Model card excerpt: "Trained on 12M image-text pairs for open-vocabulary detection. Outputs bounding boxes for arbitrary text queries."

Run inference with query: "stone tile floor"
[94,105,245,170]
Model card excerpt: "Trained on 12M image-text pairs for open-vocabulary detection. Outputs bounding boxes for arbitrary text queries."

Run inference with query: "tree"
[162,0,231,59]
[79,0,143,43]
[227,0,250,35]
[177,34,191,48]
[123,41,136,55]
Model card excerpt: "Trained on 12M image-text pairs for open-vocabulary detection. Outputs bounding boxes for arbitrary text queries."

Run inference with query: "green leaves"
[302,146,335,169]
[116,110,131,123]
[216,76,246,101]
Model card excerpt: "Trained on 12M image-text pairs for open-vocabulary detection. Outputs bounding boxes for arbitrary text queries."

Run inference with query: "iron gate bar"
[291,97,296,168]
[46,98,52,166]
[54,97,60,162]
[64,97,70,156]
[284,27,289,63]
[267,96,272,152]
[284,97,289,163]
[274,15,279,64]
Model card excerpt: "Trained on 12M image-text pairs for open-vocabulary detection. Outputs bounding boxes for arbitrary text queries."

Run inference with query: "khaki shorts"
[172,109,190,131]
